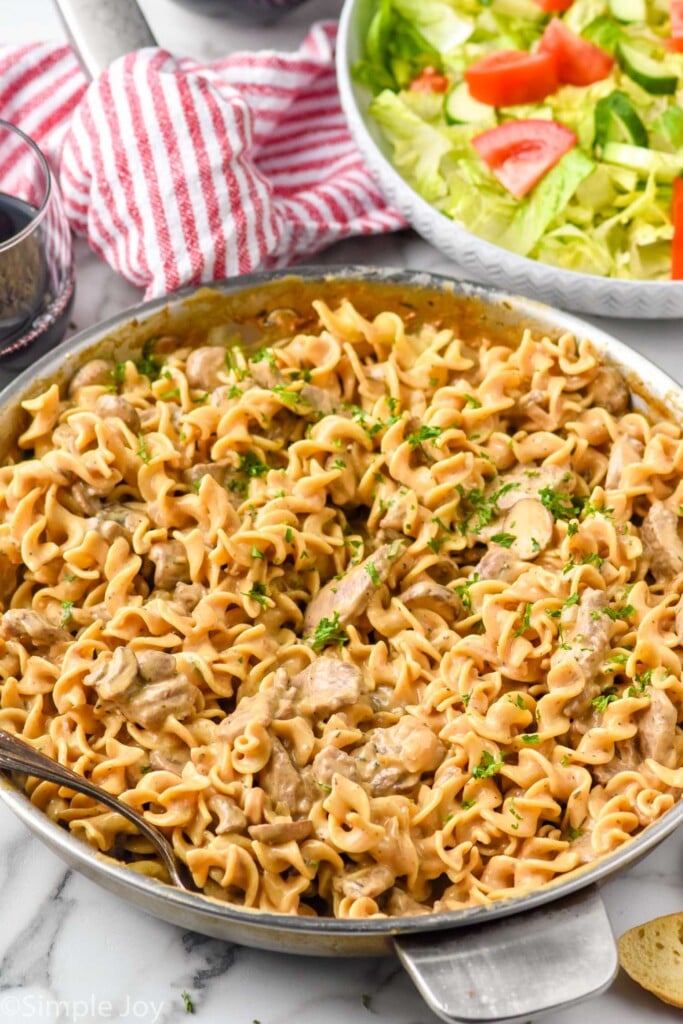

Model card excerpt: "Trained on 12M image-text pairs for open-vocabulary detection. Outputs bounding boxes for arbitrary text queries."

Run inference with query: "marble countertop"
[0,2,681,1022]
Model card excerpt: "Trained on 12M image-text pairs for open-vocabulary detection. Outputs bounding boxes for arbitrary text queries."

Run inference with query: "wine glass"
[0,120,74,381]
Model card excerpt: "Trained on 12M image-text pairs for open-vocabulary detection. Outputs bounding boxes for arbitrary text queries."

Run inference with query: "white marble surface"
[0,1,682,1022]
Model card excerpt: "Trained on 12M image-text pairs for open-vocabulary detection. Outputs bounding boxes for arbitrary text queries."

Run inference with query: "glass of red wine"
[0,120,74,382]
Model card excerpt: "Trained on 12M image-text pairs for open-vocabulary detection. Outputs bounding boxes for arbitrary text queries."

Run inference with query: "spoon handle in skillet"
[0,727,194,892]
[52,0,157,80]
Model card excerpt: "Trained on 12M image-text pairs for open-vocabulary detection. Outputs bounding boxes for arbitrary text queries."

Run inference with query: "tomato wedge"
[472,119,577,198]
[464,50,559,106]
[409,66,450,93]
[539,18,614,85]
[532,0,574,10]
[669,0,683,51]
[672,178,683,280]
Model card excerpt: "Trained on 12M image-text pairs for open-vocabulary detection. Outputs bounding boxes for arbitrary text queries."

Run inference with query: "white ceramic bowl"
[336,0,683,319]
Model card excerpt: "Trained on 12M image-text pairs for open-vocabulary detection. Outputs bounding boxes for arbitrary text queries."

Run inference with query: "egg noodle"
[0,297,681,918]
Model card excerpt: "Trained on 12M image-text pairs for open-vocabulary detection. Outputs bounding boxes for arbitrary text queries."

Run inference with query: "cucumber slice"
[617,41,679,94]
[602,141,683,180]
[594,90,648,149]
[444,82,495,125]
[608,0,646,22]
[652,106,683,150]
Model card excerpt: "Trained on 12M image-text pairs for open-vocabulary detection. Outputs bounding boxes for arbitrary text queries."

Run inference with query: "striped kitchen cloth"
[0,22,404,298]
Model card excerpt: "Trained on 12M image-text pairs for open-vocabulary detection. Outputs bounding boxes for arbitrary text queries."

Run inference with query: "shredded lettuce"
[355,0,683,279]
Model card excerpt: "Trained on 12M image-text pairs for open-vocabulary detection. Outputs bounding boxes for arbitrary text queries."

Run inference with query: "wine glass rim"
[0,118,52,254]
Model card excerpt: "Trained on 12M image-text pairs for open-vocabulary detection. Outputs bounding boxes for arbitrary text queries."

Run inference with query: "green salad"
[354,0,683,280]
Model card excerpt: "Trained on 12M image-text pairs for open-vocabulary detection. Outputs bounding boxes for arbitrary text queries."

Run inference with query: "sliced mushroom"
[172,582,206,614]
[86,504,148,543]
[591,365,630,416]
[248,820,313,844]
[259,736,318,818]
[475,546,527,582]
[148,540,191,589]
[94,394,140,434]
[123,676,200,729]
[207,794,248,835]
[185,347,226,390]
[641,501,683,581]
[1,609,70,647]
[336,863,395,900]
[605,436,643,490]
[399,581,462,614]
[137,650,176,682]
[500,498,554,560]
[303,543,397,635]
[68,359,114,394]
[487,464,573,515]
[85,645,138,700]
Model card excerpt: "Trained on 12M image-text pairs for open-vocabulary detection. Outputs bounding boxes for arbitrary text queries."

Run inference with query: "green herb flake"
[472,750,503,779]
[160,387,180,400]
[603,604,635,621]
[592,692,618,713]
[251,546,265,560]
[309,611,349,652]
[136,338,162,380]
[316,780,333,793]
[181,991,194,1014]
[457,481,519,535]
[491,532,516,548]
[238,450,268,479]
[332,458,347,470]
[136,433,151,464]
[514,602,533,637]
[60,600,74,627]
[461,797,476,810]
[406,424,443,448]
[365,562,381,586]
[139,764,152,775]
[521,733,540,745]
[539,486,584,522]
[454,573,479,612]
[284,527,294,543]
[243,581,268,609]
[191,391,209,404]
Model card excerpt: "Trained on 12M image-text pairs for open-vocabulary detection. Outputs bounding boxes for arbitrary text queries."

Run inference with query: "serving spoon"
[0,727,196,892]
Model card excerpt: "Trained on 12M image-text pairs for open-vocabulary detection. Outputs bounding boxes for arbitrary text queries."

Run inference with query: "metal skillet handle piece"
[394,885,618,1024]
[0,727,195,892]
[53,0,157,80]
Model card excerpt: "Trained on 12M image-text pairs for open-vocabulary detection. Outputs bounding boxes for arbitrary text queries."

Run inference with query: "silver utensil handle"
[53,0,157,79]
[394,885,617,1024]
[0,727,191,891]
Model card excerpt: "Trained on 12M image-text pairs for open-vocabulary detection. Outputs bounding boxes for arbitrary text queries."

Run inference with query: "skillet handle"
[393,885,617,1024]
[53,0,157,80]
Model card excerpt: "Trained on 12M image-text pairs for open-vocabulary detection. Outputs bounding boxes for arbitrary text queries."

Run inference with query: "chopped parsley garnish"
[602,604,635,621]
[181,991,194,1014]
[60,600,74,627]
[110,361,126,385]
[243,582,268,608]
[407,424,443,448]
[136,433,151,464]
[563,552,604,574]
[514,602,533,637]
[272,383,309,408]
[567,826,583,842]
[159,387,181,400]
[582,499,614,519]
[592,692,618,713]
[284,527,294,543]
[191,391,209,404]
[454,573,479,612]
[332,458,347,470]
[136,338,162,380]
[508,694,526,709]
[316,780,332,793]
[365,562,381,586]
[309,611,349,652]
[539,485,584,522]
[250,346,277,370]
[521,733,541,745]
[190,477,204,494]
[472,750,504,779]
[463,393,482,409]
[461,797,476,810]
[251,546,265,560]
[238,450,268,478]
[139,763,152,775]
[491,532,516,548]
[457,481,519,535]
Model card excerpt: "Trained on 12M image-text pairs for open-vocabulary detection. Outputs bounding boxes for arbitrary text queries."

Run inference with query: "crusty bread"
[618,912,683,1009]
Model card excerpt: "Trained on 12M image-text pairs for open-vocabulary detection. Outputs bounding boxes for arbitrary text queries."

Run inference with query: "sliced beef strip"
[248,820,313,844]
[637,688,678,767]
[310,745,361,788]
[640,501,683,581]
[303,544,395,635]
[1,609,70,647]
[259,736,318,818]
[289,658,365,718]
[217,672,294,745]
[353,717,445,797]
[552,589,612,717]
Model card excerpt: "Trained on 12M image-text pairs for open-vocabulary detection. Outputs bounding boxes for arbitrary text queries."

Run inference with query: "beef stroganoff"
[0,295,681,918]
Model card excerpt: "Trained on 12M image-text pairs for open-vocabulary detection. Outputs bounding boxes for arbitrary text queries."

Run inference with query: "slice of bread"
[618,912,683,1008]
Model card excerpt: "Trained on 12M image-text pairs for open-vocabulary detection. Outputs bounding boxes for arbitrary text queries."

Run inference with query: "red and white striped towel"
[0,22,404,298]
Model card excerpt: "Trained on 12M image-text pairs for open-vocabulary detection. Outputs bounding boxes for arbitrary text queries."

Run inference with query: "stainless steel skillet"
[0,267,681,1024]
